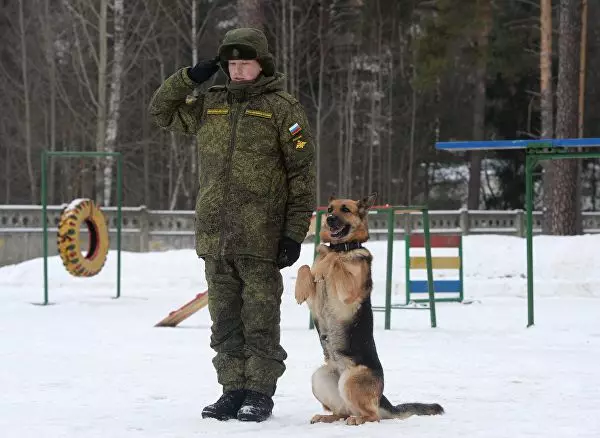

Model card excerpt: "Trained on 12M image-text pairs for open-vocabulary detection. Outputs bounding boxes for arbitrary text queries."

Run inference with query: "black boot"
[202,389,247,421]
[237,390,274,422]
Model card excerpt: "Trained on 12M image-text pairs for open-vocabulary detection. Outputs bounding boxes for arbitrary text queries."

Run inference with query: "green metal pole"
[41,150,49,305]
[309,209,323,329]
[384,208,394,330]
[313,210,323,259]
[116,153,122,299]
[526,154,535,327]
[422,208,437,328]
[458,235,464,303]
[405,229,411,305]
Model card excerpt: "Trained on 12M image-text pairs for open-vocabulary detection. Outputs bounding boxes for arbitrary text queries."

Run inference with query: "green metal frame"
[309,205,437,330]
[524,143,600,327]
[41,150,123,305]
[405,233,464,304]
[436,137,600,328]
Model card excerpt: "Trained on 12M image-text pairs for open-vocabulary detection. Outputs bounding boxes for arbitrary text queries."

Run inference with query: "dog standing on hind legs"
[295,193,444,426]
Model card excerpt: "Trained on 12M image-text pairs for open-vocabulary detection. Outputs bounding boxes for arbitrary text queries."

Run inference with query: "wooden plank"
[409,234,461,248]
[410,256,460,270]
[409,280,461,294]
[155,291,208,327]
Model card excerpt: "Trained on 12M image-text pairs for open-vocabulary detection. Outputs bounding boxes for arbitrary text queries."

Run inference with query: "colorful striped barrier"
[405,234,463,303]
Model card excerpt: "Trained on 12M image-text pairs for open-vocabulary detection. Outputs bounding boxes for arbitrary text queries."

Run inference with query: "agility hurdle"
[406,233,463,304]
[41,150,123,305]
[436,137,600,327]
[310,204,438,330]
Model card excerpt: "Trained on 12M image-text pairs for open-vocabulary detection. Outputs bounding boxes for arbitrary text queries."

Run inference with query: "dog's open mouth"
[330,223,351,239]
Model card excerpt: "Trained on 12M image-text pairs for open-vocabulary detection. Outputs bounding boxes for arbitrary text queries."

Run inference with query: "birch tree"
[94,0,109,204]
[103,0,125,206]
[18,0,36,203]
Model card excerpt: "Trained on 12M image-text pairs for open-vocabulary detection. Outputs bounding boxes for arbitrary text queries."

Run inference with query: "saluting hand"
[187,56,220,84]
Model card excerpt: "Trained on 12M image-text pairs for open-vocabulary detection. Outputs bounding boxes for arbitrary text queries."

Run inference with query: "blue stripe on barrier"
[410,280,461,293]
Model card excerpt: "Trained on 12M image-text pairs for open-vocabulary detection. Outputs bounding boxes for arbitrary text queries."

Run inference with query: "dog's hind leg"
[339,365,383,425]
[295,265,316,304]
[310,365,350,424]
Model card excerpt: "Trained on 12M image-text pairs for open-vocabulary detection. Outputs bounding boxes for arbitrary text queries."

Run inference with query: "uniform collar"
[226,73,284,102]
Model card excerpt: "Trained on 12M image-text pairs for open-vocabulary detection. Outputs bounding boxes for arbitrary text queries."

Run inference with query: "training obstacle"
[406,233,463,304]
[436,137,600,327]
[155,291,209,327]
[310,204,438,330]
[41,150,123,305]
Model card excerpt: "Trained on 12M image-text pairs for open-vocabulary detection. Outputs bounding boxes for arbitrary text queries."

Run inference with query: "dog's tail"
[379,395,444,420]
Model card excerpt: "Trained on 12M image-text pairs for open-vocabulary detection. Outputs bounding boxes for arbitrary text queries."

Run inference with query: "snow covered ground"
[1,234,600,438]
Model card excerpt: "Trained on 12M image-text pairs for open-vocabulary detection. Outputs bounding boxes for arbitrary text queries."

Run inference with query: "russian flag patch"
[288,123,301,136]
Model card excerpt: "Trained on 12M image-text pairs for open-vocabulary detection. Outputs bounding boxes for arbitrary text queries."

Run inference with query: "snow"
[1,234,600,437]
[64,198,90,212]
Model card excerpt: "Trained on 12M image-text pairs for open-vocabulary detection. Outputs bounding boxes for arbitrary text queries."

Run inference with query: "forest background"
[0,0,596,234]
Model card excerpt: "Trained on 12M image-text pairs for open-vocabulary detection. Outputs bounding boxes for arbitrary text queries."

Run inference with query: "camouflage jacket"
[149,69,316,260]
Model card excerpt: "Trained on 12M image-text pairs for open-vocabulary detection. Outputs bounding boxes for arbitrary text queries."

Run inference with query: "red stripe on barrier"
[409,234,461,248]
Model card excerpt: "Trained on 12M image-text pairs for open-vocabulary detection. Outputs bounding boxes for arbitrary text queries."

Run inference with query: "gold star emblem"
[295,140,307,149]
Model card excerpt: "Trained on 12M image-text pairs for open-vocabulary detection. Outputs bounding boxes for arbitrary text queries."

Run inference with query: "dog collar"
[329,242,363,252]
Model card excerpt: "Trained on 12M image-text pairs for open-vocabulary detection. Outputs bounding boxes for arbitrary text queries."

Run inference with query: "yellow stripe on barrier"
[410,256,461,270]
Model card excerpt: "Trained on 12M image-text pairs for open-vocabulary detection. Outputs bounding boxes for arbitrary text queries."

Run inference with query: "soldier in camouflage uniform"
[149,28,316,422]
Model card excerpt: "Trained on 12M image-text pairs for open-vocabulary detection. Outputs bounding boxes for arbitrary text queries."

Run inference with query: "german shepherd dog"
[295,193,444,426]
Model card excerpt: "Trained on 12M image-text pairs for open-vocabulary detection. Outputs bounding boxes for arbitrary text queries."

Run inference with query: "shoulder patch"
[245,109,273,119]
[274,91,299,106]
[207,85,227,93]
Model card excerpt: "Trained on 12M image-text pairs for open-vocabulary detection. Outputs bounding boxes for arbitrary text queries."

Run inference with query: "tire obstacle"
[56,198,110,277]
[41,150,123,304]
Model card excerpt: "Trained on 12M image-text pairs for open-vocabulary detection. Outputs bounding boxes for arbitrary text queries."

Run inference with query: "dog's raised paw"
[295,265,315,304]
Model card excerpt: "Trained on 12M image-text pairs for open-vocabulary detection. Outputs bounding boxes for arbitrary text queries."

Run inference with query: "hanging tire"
[56,198,110,277]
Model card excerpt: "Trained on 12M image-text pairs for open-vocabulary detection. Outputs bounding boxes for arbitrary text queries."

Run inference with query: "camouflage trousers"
[204,256,287,397]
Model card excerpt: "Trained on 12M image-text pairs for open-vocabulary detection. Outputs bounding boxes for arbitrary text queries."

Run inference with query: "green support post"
[42,150,49,305]
[116,155,123,299]
[458,235,464,303]
[41,150,123,305]
[308,209,324,330]
[522,142,600,327]
[384,207,394,330]
[313,210,323,259]
[525,153,535,327]
[404,231,410,305]
[422,208,437,328]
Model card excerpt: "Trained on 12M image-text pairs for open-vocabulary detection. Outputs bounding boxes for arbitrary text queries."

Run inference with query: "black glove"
[187,56,220,84]
[276,236,301,269]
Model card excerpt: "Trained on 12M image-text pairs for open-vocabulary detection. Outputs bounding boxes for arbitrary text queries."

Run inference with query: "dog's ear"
[359,192,377,210]
[328,194,337,203]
